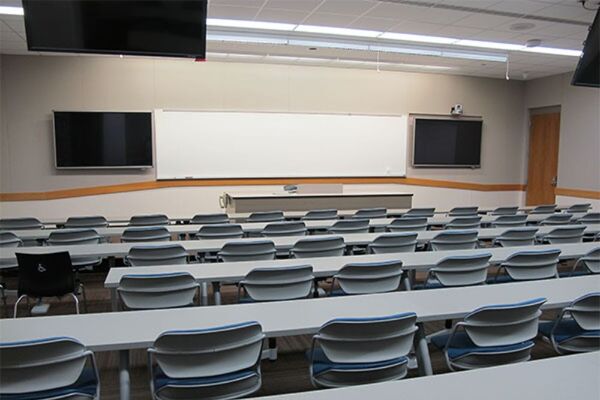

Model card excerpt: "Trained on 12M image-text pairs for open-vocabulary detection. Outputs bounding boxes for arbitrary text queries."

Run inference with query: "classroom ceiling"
[0,0,597,80]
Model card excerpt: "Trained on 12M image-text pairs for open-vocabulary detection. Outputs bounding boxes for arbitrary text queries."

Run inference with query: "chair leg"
[13,294,27,318]
[79,283,88,313]
[69,293,80,314]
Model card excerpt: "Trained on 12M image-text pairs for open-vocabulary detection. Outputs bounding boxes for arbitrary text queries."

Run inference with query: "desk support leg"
[201,282,208,306]
[213,282,222,305]
[110,289,119,311]
[119,349,131,400]
[414,323,433,376]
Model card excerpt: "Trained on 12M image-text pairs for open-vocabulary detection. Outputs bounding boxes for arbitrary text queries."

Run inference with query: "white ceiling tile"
[0,0,22,6]
[349,16,400,31]
[528,22,588,38]
[535,4,592,20]
[0,15,25,32]
[0,39,26,50]
[264,0,322,12]
[255,8,309,23]
[486,0,550,14]
[434,25,483,38]
[437,0,502,7]
[463,29,521,41]
[364,3,432,20]
[302,12,358,27]
[543,37,585,48]
[386,20,447,35]
[209,0,266,7]
[412,8,469,24]
[315,0,378,16]
[454,13,518,29]
[208,5,261,19]
[0,29,24,41]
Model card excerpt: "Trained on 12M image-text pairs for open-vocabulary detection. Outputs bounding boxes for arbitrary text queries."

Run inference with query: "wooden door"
[526,112,560,205]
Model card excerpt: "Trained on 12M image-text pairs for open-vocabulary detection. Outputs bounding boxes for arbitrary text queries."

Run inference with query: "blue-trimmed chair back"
[122,226,171,243]
[127,244,188,266]
[129,214,170,226]
[118,272,198,310]
[239,265,314,302]
[247,211,284,223]
[430,230,478,251]
[494,227,538,247]
[261,222,307,237]
[191,213,230,225]
[291,236,345,258]
[368,233,417,254]
[328,219,369,234]
[333,260,403,295]
[352,208,387,219]
[491,214,527,228]
[218,240,276,262]
[302,209,338,220]
[196,224,244,239]
[387,217,428,232]
[64,216,108,229]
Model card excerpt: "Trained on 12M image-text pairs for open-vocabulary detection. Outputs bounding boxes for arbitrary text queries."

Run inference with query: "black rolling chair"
[14,252,87,317]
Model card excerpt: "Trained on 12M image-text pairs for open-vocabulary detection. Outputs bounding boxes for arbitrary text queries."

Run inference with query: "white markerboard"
[154,110,408,179]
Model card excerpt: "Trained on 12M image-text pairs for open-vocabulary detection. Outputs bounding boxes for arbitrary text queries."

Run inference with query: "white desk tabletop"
[1,276,597,352]
[3,224,599,264]
[104,242,600,288]
[248,351,600,400]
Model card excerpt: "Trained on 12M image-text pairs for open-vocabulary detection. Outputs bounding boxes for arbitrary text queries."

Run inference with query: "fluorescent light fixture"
[442,50,507,62]
[288,39,369,51]
[379,32,457,45]
[369,45,442,57]
[0,6,23,15]
[295,25,381,38]
[207,18,295,31]
[206,34,288,45]
[455,39,524,51]
[520,46,582,57]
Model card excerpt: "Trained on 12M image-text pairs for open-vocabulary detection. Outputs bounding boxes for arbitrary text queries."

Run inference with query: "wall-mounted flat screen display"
[413,118,482,168]
[23,0,207,59]
[54,111,153,169]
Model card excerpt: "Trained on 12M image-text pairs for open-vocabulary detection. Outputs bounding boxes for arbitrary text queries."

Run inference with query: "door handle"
[551,176,557,187]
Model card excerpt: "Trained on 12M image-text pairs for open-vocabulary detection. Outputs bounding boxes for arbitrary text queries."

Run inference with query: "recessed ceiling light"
[0,6,23,15]
[510,22,536,31]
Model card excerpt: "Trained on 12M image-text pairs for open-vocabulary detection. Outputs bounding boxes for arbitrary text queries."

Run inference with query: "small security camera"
[450,104,463,116]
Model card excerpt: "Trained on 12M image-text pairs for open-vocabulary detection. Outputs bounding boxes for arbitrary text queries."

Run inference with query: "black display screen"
[23,0,207,59]
[413,119,482,167]
[572,10,599,87]
[54,112,153,168]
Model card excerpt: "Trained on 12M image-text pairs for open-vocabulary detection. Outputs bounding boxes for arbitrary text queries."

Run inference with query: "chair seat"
[309,348,408,375]
[539,319,600,344]
[412,280,444,290]
[430,331,534,360]
[154,366,258,391]
[558,270,590,278]
[487,274,514,284]
[1,367,97,400]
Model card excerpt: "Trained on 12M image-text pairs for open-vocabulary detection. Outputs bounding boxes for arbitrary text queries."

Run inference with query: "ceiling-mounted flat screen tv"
[413,118,482,168]
[54,111,153,169]
[571,10,599,87]
[22,0,207,59]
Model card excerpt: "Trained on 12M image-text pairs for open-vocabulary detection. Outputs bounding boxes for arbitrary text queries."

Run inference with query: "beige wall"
[524,73,600,191]
[0,54,527,193]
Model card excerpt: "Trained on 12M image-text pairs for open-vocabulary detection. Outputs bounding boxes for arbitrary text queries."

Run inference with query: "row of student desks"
[1,275,598,400]
[249,351,600,400]
[104,242,600,306]
[1,224,599,266]
[9,213,591,240]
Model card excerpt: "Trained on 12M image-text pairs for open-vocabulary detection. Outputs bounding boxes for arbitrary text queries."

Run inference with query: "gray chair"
[129,214,170,226]
[247,211,284,223]
[0,337,100,399]
[421,253,492,289]
[530,204,557,214]
[448,206,479,217]
[540,226,586,244]
[540,213,573,226]
[0,231,23,269]
[387,217,428,232]
[303,209,338,220]
[238,265,314,302]
[352,208,387,219]
[261,222,307,237]
[64,216,108,229]
[0,217,43,230]
[308,313,417,388]
[47,229,103,269]
[148,322,264,400]
[122,226,171,243]
[493,227,539,247]
[491,215,527,228]
[117,272,198,310]
[195,224,244,240]
[566,203,592,214]
[291,236,345,258]
[328,219,369,234]
[190,213,230,225]
[445,216,482,230]
[404,208,435,218]
[218,240,276,262]
[539,292,600,354]
[490,206,519,216]
[368,233,417,254]
[430,230,479,251]
[494,249,561,282]
[126,244,188,266]
[431,297,546,371]
[570,247,600,276]
[332,260,404,295]
[577,212,600,224]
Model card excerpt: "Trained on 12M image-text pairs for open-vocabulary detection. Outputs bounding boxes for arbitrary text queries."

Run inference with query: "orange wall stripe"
[555,187,600,200]
[1,177,527,202]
